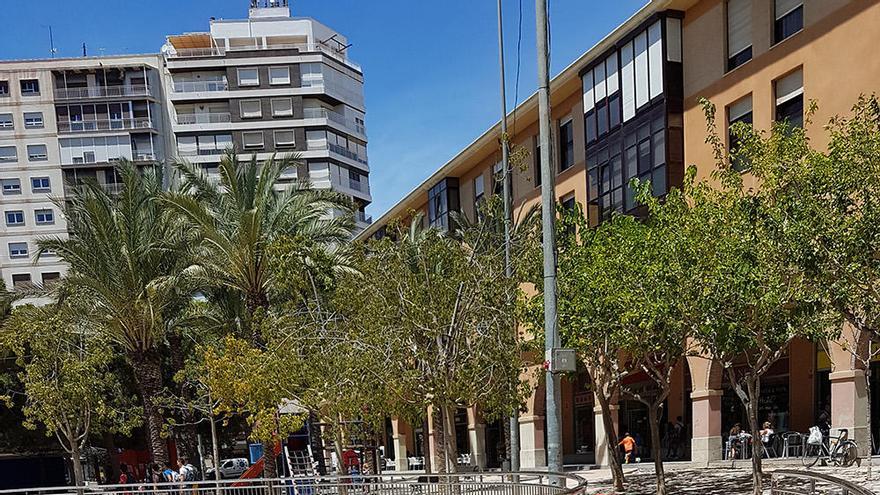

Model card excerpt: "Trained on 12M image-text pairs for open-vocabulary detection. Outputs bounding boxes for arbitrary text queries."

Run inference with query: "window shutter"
[729,96,752,123]
[648,21,664,100]
[582,71,595,113]
[634,31,649,108]
[775,70,803,105]
[727,0,751,58]
[775,0,802,19]
[620,41,635,122]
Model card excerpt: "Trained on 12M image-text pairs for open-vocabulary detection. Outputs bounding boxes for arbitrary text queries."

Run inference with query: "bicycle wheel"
[836,440,859,467]
[802,443,822,467]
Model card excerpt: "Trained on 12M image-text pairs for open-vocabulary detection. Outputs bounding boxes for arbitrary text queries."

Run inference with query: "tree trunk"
[262,439,278,478]
[431,408,447,474]
[308,412,326,475]
[745,376,762,495]
[422,418,433,474]
[441,406,459,474]
[130,350,169,464]
[596,391,625,492]
[647,404,667,495]
[210,417,222,483]
[168,332,200,464]
[71,440,85,493]
[866,365,872,479]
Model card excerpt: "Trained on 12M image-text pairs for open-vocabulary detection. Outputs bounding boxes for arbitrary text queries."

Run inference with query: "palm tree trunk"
[130,350,169,464]
[262,439,278,478]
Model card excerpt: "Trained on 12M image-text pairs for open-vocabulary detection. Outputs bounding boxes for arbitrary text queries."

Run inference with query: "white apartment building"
[0,0,370,294]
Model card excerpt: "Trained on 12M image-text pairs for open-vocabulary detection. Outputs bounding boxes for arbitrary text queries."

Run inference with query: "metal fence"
[0,473,586,495]
[770,469,874,495]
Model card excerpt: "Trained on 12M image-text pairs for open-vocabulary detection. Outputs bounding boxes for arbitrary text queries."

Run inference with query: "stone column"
[687,352,723,466]
[829,327,871,450]
[391,418,410,471]
[466,407,487,469]
[592,396,619,467]
[518,414,547,468]
[690,389,723,466]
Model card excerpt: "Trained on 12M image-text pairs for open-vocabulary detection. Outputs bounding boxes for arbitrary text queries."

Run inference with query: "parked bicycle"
[801,427,859,468]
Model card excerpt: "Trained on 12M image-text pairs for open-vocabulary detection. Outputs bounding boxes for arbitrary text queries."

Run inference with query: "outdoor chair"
[782,432,803,458]
[762,433,778,458]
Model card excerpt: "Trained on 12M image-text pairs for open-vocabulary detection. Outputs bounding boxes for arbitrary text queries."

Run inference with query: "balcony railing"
[167,43,362,71]
[349,178,369,194]
[57,118,154,134]
[329,142,368,166]
[175,112,232,125]
[178,148,226,157]
[54,85,152,100]
[172,81,228,93]
[302,107,366,135]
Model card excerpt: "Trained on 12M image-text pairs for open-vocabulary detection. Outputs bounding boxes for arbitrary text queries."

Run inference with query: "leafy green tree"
[334,210,531,473]
[37,162,193,464]
[1,303,140,487]
[683,101,832,494]
[163,152,354,476]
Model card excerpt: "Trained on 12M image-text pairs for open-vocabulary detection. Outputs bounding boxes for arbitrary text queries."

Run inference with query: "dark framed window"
[0,81,8,97]
[20,79,39,96]
[728,97,754,171]
[776,94,803,128]
[587,106,668,223]
[534,143,542,187]
[774,2,803,44]
[12,274,31,290]
[727,0,752,71]
[559,119,574,172]
[428,178,460,230]
[775,70,803,129]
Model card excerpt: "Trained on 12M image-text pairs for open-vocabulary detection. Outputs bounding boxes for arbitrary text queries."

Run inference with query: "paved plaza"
[573,459,880,494]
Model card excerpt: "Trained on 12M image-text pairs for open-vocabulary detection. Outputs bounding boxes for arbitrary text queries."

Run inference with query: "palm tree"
[37,161,194,464]
[163,152,355,477]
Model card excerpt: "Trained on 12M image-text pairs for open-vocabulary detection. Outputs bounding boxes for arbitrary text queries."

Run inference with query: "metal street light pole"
[535,0,562,476]
[496,0,521,473]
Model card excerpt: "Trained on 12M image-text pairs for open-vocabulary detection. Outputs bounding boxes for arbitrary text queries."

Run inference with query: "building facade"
[162,2,371,226]
[359,0,880,470]
[0,1,370,293]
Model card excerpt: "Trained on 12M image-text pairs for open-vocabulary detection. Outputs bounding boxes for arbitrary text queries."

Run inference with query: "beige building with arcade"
[360,0,880,469]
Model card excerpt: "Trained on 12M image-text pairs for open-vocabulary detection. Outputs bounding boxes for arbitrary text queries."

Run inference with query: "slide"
[232,442,281,485]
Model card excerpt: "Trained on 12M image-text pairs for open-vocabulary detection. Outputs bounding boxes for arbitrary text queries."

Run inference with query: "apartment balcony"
[175,112,232,125]
[172,80,229,93]
[64,182,125,197]
[348,177,370,195]
[166,43,361,72]
[57,118,155,134]
[302,108,366,137]
[54,85,154,101]
[61,154,156,169]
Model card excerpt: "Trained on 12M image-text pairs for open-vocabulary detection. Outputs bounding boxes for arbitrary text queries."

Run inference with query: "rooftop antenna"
[48,26,57,58]
[82,43,87,57]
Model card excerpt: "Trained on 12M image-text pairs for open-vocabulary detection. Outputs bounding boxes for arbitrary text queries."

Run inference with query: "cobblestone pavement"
[571,459,880,494]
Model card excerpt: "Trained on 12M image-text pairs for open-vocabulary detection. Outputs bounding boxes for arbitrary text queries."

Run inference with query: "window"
[31,177,50,192]
[0,114,12,129]
[27,144,48,161]
[23,112,43,129]
[271,98,293,117]
[242,131,264,149]
[35,208,54,225]
[5,210,24,226]
[775,70,803,128]
[727,0,752,71]
[0,81,8,96]
[0,146,17,162]
[240,99,262,119]
[728,96,754,171]
[587,109,667,222]
[12,274,31,289]
[428,178,460,230]
[300,63,324,87]
[493,161,504,195]
[237,68,259,87]
[274,130,295,148]
[8,242,28,258]
[41,272,60,287]
[559,119,574,171]
[269,66,290,85]
[561,194,576,212]
[775,0,803,44]
[20,79,40,95]
[2,178,21,195]
[474,174,485,204]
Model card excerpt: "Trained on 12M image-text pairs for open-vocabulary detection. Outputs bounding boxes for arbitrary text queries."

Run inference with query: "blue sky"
[1,0,645,217]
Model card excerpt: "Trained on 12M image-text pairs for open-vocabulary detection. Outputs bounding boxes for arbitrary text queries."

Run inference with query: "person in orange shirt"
[618,432,636,464]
